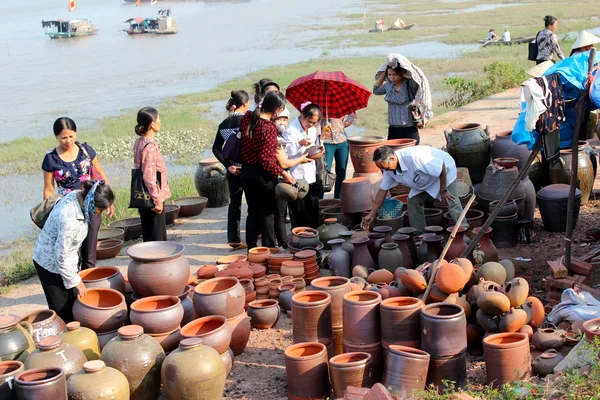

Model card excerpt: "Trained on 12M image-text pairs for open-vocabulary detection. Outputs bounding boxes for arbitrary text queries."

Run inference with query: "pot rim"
[350,236,369,245]
[343,290,382,305]
[194,277,241,296]
[284,342,327,361]
[381,296,424,310]
[249,247,270,255]
[216,255,248,265]
[451,123,482,131]
[130,295,181,313]
[278,284,296,292]
[421,302,465,319]
[19,309,58,326]
[77,288,125,310]
[0,360,24,376]
[126,241,185,263]
[96,240,124,252]
[329,352,372,367]
[248,299,279,309]
[291,290,331,305]
[310,276,351,289]
[388,344,431,360]
[79,266,121,283]
[482,332,528,349]
[15,367,64,385]
[180,315,228,338]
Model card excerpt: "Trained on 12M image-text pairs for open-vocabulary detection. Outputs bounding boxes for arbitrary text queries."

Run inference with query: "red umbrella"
[285,71,372,119]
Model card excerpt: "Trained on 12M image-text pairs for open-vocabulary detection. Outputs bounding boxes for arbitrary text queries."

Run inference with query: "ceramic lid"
[324,218,338,224]
[118,325,144,339]
[66,321,81,331]
[0,314,21,330]
[179,337,202,349]
[83,360,106,373]
[38,336,62,350]
[537,184,582,200]
[294,250,317,259]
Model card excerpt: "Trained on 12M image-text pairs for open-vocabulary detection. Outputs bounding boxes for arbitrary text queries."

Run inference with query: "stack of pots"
[129,295,184,353]
[342,290,383,381]
[267,253,293,275]
[281,261,305,280]
[254,277,270,300]
[294,250,320,285]
[288,227,321,254]
[445,123,491,184]
[348,136,386,199]
[179,315,234,375]
[291,291,333,357]
[318,199,341,225]
[247,247,270,267]
[268,276,283,300]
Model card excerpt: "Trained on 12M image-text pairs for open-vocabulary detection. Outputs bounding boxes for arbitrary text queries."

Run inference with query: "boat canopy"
[125,17,146,24]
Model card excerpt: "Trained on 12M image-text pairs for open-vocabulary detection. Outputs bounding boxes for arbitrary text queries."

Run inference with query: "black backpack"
[528,31,542,61]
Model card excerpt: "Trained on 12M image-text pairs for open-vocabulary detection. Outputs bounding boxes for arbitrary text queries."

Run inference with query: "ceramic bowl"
[97,228,125,242]
[108,218,142,241]
[173,197,208,217]
[164,204,181,225]
[96,239,123,260]
[305,145,325,160]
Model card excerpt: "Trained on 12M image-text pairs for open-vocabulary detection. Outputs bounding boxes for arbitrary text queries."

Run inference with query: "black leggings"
[388,125,420,144]
[274,198,288,248]
[241,165,276,249]
[79,212,101,270]
[226,173,243,244]
[139,208,167,242]
[35,261,76,323]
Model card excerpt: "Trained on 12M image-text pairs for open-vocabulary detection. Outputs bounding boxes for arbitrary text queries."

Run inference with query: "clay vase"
[329,352,374,399]
[278,284,296,313]
[161,338,226,400]
[0,315,35,362]
[531,328,564,351]
[350,237,375,270]
[310,277,352,332]
[72,288,127,334]
[491,130,531,173]
[443,227,468,262]
[471,227,499,264]
[59,322,100,361]
[367,233,385,268]
[549,149,594,203]
[445,123,491,183]
[380,297,424,350]
[477,290,510,315]
[348,136,385,173]
[391,234,413,269]
[67,360,129,400]
[127,242,190,297]
[532,349,564,377]
[397,227,418,266]
[436,263,467,294]
[78,266,126,294]
[193,277,245,319]
[291,291,333,348]
[378,243,403,274]
[338,231,355,260]
[25,336,86,379]
[248,300,280,329]
[483,332,530,387]
[522,296,545,328]
[499,308,527,333]
[19,310,66,345]
[476,309,500,333]
[318,219,347,250]
[417,233,434,265]
[382,345,430,397]
[178,286,196,327]
[130,296,184,335]
[179,316,232,355]
[0,360,23,399]
[328,239,351,278]
[342,291,381,345]
[400,269,427,295]
[421,303,467,357]
[14,367,67,399]
[284,342,330,400]
[503,278,529,307]
[226,312,251,356]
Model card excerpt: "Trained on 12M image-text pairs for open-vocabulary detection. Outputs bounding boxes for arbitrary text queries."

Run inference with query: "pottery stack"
[129,295,185,354]
[291,291,334,357]
[267,253,293,275]
[293,250,320,285]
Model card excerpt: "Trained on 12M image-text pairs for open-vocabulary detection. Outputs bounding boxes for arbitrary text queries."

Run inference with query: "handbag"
[314,137,335,193]
[407,85,425,128]
[222,132,242,163]
[129,143,161,209]
[30,195,63,229]
[528,31,542,61]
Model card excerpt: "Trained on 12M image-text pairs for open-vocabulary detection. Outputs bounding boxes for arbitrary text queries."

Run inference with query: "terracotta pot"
[284,342,330,400]
[517,324,534,339]
[436,263,467,294]
[328,239,351,278]
[161,338,226,400]
[14,367,67,399]
[384,138,417,151]
[549,149,595,203]
[443,295,471,319]
[350,237,375,270]
[196,264,218,280]
[19,310,66,345]
[380,297,424,350]
[216,255,247,265]
[483,332,530,387]
[531,328,564,350]
[0,315,35,363]
[193,277,245,319]
[289,227,320,249]
[583,318,600,342]
[427,350,467,393]
[79,266,126,294]
[59,322,100,361]
[421,303,467,357]
[377,243,403,274]
[342,291,381,345]
[329,352,374,399]
[391,234,413,269]
[226,312,251,356]
[310,277,351,331]
[130,296,184,335]
[367,269,394,284]
[532,349,564,377]
[471,227,499,264]
[504,278,529,307]
[341,178,373,213]
[400,269,427,295]
[291,291,333,347]
[499,308,527,333]
[179,316,232,355]
[281,261,305,278]
[248,300,280,329]
[67,360,129,400]
[72,288,127,333]
[348,136,385,173]
[477,290,510,315]
[248,247,270,264]
[382,345,430,396]
[443,227,468,262]
[25,336,86,379]
[177,286,196,327]
[0,360,23,399]
[342,341,383,383]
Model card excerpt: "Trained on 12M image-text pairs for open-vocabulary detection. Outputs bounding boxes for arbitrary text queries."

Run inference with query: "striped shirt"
[373,80,419,127]
[536,29,564,62]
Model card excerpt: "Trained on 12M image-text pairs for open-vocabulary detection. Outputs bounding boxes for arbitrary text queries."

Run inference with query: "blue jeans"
[324,142,349,199]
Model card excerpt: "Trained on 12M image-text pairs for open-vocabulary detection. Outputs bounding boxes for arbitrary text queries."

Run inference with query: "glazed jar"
[382,345,430,396]
[367,232,386,267]
[193,277,245,319]
[161,338,226,400]
[483,332,530,387]
[445,124,491,183]
[284,342,330,400]
[0,314,35,362]
[178,285,197,327]
[14,367,67,399]
[471,227,499,264]
[329,352,374,399]
[328,239,351,278]
[549,149,594,203]
[179,316,232,355]
[291,291,333,350]
[342,291,382,345]
[531,328,565,350]
[67,360,129,400]
[248,300,280,329]
[278,284,296,313]
[25,336,86,379]
[0,360,24,399]
[380,297,424,350]
[101,325,165,400]
[350,237,375,270]
[420,303,467,357]
[532,349,564,377]
[72,288,128,333]
[226,312,251,356]
[378,243,403,274]
[318,218,347,250]
[78,266,126,293]
[59,322,100,361]
[194,158,229,207]
[19,310,66,345]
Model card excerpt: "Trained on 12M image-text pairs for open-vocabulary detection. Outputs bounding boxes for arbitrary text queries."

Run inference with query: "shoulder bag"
[222,132,242,163]
[314,136,335,193]
[30,195,63,229]
[129,143,161,209]
[528,31,542,61]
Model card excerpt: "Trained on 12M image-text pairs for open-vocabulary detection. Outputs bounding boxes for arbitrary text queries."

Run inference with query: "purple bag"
[222,132,241,163]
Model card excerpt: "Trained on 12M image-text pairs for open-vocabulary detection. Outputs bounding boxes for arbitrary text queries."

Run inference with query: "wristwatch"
[441,188,448,194]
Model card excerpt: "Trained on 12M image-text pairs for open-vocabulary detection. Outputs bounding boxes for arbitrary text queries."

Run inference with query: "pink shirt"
[133,136,171,205]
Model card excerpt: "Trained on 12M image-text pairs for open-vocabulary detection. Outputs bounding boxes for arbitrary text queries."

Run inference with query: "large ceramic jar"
[288,227,321,250]
[471,227,499,264]
[127,242,190,297]
[78,266,126,294]
[378,243,403,274]
[329,352,374,399]
[479,165,525,209]
[342,291,382,345]
[348,136,385,173]
[445,124,491,183]
[291,291,333,348]
[310,277,352,331]
[67,360,129,400]
[536,184,582,232]
[350,237,375,270]
[101,325,165,400]
[72,288,127,333]
[226,312,251,356]
[420,303,467,357]
[247,300,280,329]
[161,338,226,400]
[482,332,530,387]
[549,149,595,203]
[59,322,100,361]
[194,157,229,208]
[340,178,373,213]
[381,345,430,397]
[25,336,87,379]
[193,277,245,319]
[380,297,424,350]
[0,315,35,362]
[318,218,347,250]
[14,367,67,399]
[0,360,24,399]
[284,342,330,400]
[444,226,468,261]
[328,239,351,278]
[19,310,66,345]
[130,296,184,335]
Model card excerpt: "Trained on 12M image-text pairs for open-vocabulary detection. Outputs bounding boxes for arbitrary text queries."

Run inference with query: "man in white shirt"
[503,28,511,43]
[362,146,469,234]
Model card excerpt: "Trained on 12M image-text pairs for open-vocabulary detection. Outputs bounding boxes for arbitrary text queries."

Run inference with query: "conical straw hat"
[571,30,600,50]
[525,60,554,78]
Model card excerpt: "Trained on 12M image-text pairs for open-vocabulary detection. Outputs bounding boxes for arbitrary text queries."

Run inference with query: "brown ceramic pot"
[0,315,35,362]
[340,178,373,213]
[19,310,66,345]
[67,360,129,400]
[193,277,245,319]
[499,308,527,333]
[367,232,385,267]
[391,234,413,269]
[350,237,374,270]
[14,367,67,400]
[444,226,468,261]
[483,332,530,387]
[471,227,499,264]
[532,349,564,377]
[423,235,443,263]
[284,342,330,400]
[367,269,394,284]
[0,360,24,399]
[436,263,467,294]
[531,328,565,350]
[248,300,280,329]
[79,266,126,294]
[25,336,86,379]
[59,322,100,361]
[342,291,381,345]
[226,312,251,356]
[342,341,384,383]
[248,247,270,264]
[130,296,184,335]
[477,290,510,315]
[289,227,321,249]
[329,352,374,399]
[382,345,430,396]
[380,297,424,350]
[309,277,351,329]
[421,303,467,357]
[179,316,232,355]
[291,291,333,347]
[348,136,385,173]
[72,288,127,333]
[427,350,468,393]
[220,348,234,376]
[177,286,196,327]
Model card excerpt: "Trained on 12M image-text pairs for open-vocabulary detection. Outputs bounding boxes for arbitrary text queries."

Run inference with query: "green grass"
[0,239,36,291]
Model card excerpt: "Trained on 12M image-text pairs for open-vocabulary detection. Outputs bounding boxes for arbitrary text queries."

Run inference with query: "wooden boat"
[122,16,178,35]
[42,19,99,39]
[369,23,415,33]
[478,35,535,48]
[123,17,146,35]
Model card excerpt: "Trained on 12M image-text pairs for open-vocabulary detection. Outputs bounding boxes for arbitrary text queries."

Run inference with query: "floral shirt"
[321,113,356,144]
[42,143,96,195]
[536,28,565,62]
[32,191,87,289]
[133,136,171,206]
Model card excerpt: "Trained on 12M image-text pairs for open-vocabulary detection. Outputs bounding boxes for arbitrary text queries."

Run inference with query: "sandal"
[229,243,248,251]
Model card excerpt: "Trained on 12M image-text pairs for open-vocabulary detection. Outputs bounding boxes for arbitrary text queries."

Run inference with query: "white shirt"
[503,31,511,42]
[283,117,317,184]
[380,146,457,199]
[33,191,88,289]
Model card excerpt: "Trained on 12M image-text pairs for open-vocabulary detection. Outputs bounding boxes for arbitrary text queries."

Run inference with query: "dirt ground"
[2,87,600,399]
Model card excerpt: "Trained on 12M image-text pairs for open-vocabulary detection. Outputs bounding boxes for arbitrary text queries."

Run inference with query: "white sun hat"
[571,30,600,50]
[277,107,291,119]
[525,60,554,78]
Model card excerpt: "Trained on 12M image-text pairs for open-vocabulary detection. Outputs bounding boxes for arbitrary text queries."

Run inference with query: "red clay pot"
[72,288,127,333]
[400,269,427,295]
[291,291,333,347]
[380,297,424,350]
[248,300,280,329]
[382,345,430,397]
[226,312,251,356]
[248,247,270,264]
[421,303,467,357]
[444,226,468,262]
[130,296,184,335]
[436,263,467,294]
[342,291,381,345]
[522,296,545,328]
[193,277,245,319]
[310,277,352,329]
[350,237,375,270]
[180,316,232,355]
[471,227,499,264]
[329,352,374,399]
[483,332,530,387]
[284,342,330,400]
[79,267,126,294]
[14,367,67,399]
[342,341,383,383]
[0,360,24,398]
[19,310,66,345]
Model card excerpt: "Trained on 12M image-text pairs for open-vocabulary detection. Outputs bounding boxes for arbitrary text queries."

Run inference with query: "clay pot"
[25,336,86,379]
[193,277,245,319]
[477,290,510,315]
[79,266,126,294]
[381,345,430,396]
[517,324,534,339]
[443,295,471,319]
[537,184,582,232]
[130,296,184,335]
[421,303,467,357]
[248,247,270,264]
[161,338,226,400]
[380,297,424,350]
[477,262,506,285]
[291,291,333,347]
[443,227,468,262]
[471,227,499,264]
[321,207,353,229]
[177,286,196,327]
[445,124,491,183]
[329,352,374,399]
[281,261,305,278]
[377,243,403,274]
[453,258,473,283]
[248,300,280,329]
[19,310,66,345]
[466,323,485,349]
[127,242,190,297]
[397,227,418,265]
[337,231,355,259]
[483,332,531,387]
[416,233,433,265]
[348,136,385,173]
[488,199,518,218]
[226,312,251,356]
[310,277,352,330]
[491,130,531,172]
[391,234,413,269]
[499,308,527,333]
[342,341,383,382]
[59,322,100,361]
[367,269,394,284]
[583,318,600,342]
[318,219,347,250]
[67,360,129,400]
[328,239,351,278]
[367,232,385,267]
[476,309,500,333]
[400,269,427,294]
[549,149,595,203]
[0,315,35,362]
[150,328,181,354]
[14,367,67,399]
[341,178,373,213]
[196,264,218,280]
[532,328,564,350]
[72,288,127,333]
[436,263,466,294]
[284,342,330,400]
[532,349,564,377]
[503,278,529,307]
[319,199,342,225]
[350,237,375,270]
[342,291,381,345]
[179,316,232,355]
[0,360,23,399]
[427,350,467,393]
[289,227,320,249]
